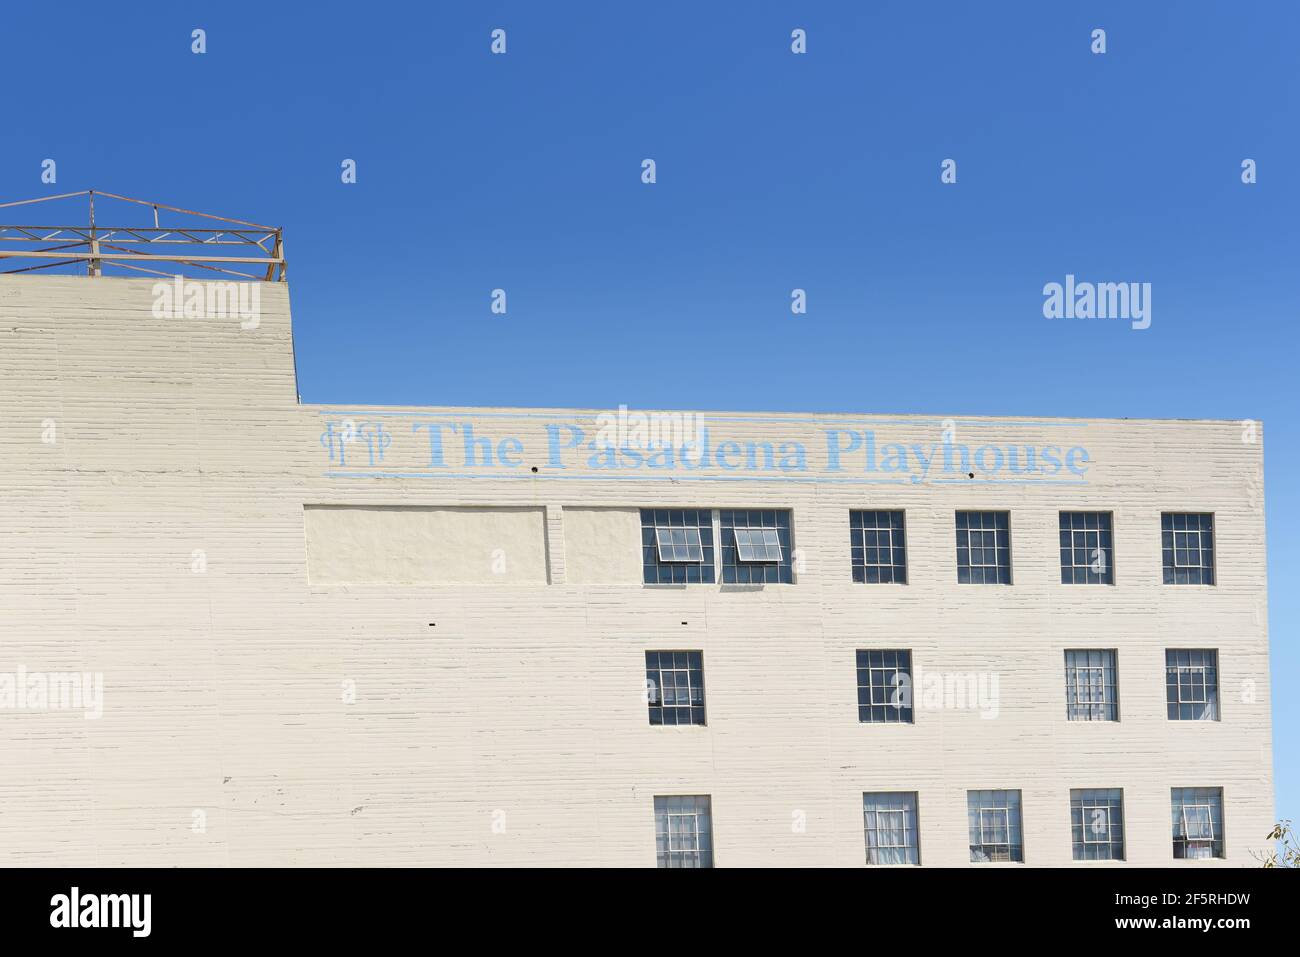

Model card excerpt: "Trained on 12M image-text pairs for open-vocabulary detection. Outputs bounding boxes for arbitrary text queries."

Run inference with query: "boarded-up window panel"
[305,506,547,584]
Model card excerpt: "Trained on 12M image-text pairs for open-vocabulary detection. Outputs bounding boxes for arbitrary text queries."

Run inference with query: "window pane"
[654,525,703,563]
[734,527,783,562]
[720,510,793,583]
[654,795,713,868]
[1165,650,1219,721]
[849,510,908,584]
[1160,513,1215,585]
[967,790,1024,862]
[856,650,914,724]
[955,512,1012,585]
[1058,512,1115,584]
[646,651,706,726]
[1065,649,1119,721]
[641,509,714,584]
[863,792,920,865]
[1071,788,1125,860]
[1171,788,1225,859]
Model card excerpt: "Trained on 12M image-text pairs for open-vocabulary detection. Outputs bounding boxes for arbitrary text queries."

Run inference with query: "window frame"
[645,650,707,727]
[1161,512,1216,585]
[873,809,908,848]
[862,791,921,866]
[653,794,714,868]
[967,789,1025,863]
[1070,788,1126,861]
[1165,649,1220,721]
[733,526,783,563]
[641,509,715,584]
[1064,649,1120,722]
[1182,805,1214,842]
[978,807,1011,847]
[1171,787,1225,860]
[718,509,794,584]
[1058,510,1116,585]
[849,509,909,584]
[955,510,1013,585]
[642,508,795,585]
[856,649,914,724]
[654,525,704,563]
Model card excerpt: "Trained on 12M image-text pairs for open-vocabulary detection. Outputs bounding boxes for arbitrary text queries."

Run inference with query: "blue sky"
[5,2,1296,824]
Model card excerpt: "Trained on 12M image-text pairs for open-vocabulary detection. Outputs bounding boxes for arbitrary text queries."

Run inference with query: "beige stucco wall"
[563,508,641,584]
[305,505,547,585]
[0,274,1275,867]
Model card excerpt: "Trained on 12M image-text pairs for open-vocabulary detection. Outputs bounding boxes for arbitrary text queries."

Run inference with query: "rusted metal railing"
[0,190,285,281]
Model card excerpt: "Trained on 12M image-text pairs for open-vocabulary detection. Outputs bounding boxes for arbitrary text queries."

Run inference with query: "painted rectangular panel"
[562,507,641,583]
[304,505,546,584]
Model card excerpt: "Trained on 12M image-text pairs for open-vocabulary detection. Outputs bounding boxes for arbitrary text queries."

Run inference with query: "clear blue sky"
[5,2,1295,823]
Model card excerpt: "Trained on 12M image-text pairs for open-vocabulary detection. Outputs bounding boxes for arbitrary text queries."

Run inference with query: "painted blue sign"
[318,412,1091,486]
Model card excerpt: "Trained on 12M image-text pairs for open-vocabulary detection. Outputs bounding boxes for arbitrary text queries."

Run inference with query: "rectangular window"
[1171,787,1225,859]
[1064,649,1119,721]
[645,651,705,726]
[850,510,908,584]
[641,509,714,584]
[967,789,1024,862]
[720,510,793,584]
[733,527,782,562]
[655,526,703,563]
[1071,789,1125,861]
[1166,649,1219,721]
[863,792,920,865]
[856,650,914,724]
[654,795,713,868]
[1059,511,1115,584]
[955,511,1012,584]
[1162,512,1215,585]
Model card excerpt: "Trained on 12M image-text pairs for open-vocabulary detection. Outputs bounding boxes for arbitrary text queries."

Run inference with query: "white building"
[0,265,1274,866]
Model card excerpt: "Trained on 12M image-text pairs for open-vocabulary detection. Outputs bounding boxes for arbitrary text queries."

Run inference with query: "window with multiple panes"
[1070,789,1125,861]
[645,651,705,726]
[1162,512,1215,585]
[720,510,793,584]
[656,526,703,562]
[849,510,907,583]
[1165,649,1219,721]
[856,650,914,724]
[1171,788,1224,859]
[640,510,1227,866]
[641,509,714,584]
[1059,511,1115,584]
[1064,649,1119,721]
[955,511,1011,584]
[862,792,920,865]
[967,790,1024,862]
[639,509,1222,585]
[654,795,713,868]
[645,787,1228,863]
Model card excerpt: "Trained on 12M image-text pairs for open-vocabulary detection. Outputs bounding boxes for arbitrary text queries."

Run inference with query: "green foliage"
[1257,820,1299,868]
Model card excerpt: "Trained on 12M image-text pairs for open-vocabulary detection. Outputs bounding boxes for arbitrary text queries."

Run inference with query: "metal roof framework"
[0,190,285,281]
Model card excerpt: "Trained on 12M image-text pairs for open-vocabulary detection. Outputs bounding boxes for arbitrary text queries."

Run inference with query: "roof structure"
[0,190,285,281]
